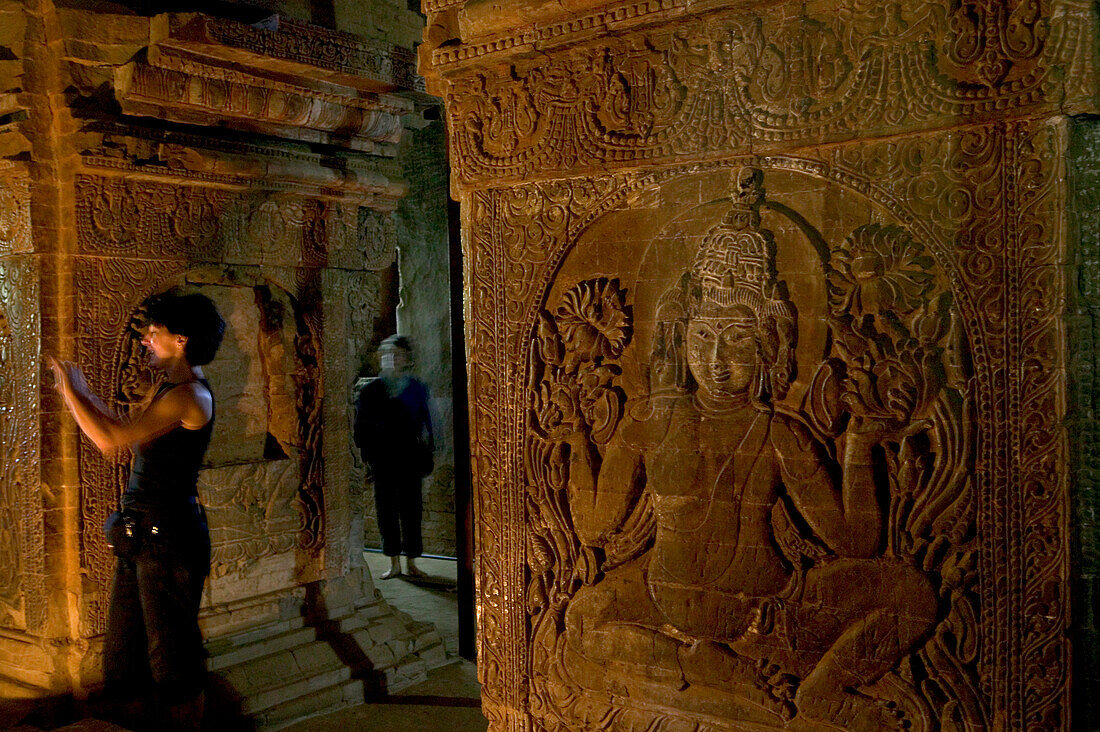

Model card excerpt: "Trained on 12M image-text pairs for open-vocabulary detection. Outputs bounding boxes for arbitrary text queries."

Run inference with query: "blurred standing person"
[354,335,435,579]
[50,291,224,731]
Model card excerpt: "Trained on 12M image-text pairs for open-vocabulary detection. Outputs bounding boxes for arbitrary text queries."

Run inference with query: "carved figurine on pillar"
[531,168,973,731]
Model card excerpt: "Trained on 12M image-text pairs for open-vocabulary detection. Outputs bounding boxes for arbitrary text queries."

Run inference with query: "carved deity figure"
[553,169,939,730]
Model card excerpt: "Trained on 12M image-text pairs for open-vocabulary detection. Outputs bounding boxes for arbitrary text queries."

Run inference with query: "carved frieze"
[115,47,409,152]
[75,173,396,270]
[423,0,1098,187]
[159,13,421,93]
[456,118,1068,730]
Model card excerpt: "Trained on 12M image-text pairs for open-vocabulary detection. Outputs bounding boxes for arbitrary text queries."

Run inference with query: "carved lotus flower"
[827,224,934,317]
[555,278,632,371]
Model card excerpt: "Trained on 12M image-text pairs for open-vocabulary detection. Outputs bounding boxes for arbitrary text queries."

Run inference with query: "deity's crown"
[691,167,782,316]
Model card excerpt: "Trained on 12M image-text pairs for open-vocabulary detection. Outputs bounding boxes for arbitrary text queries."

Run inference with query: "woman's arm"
[49,358,210,453]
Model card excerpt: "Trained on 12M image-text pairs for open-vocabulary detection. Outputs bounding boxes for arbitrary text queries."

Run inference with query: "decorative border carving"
[463,119,1068,730]
[432,0,690,66]
[163,13,420,92]
[427,0,1097,187]
[0,257,43,634]
[75,174,396,271]
[116,48,408,148]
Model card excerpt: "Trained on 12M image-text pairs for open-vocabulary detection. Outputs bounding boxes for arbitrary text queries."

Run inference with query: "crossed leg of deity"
[563,557,938,731]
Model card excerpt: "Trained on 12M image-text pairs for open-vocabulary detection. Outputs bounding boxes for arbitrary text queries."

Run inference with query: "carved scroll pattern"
[1009,119,1070,731]
[76,175,233,261]
[826,119,1070,730]
[437,0,1094,186]
[290,268,327,557]
[0,172,31,255]
[75,175,367,268]
[0,259,43,633]
[463,120,1067,730]
[349,208,398,271]
[464,189,518,719]
[76,257,186,634]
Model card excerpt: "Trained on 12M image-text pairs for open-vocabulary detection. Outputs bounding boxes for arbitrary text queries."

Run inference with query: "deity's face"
[685,304,759,403]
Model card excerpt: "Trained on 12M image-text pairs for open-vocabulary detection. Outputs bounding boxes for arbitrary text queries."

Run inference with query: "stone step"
[215,638,353,716]
[243,664,352,716]
[207,625,318,671]
[256,678,364,731]
[206,615,307,654]
[206,601,453,729]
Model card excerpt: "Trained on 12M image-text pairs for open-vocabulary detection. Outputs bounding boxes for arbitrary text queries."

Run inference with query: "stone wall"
[420,1,1099,730]
[0,1,448,722]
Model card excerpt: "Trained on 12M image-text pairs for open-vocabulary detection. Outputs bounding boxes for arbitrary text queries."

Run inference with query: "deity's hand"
[536,396,586,444]
[574,545,602,585]
[847,414,932,448]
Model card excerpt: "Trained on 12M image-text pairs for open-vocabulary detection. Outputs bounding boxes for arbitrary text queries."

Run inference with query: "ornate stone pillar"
[420,1,1099,730]
[0,3,445,723]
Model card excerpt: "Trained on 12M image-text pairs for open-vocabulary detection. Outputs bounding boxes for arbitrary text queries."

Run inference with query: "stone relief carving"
[0,259,43,634]
[432,0,1095,185]
[0,302,18,616]
[0,170,31,255]
[165,13,420,91]
[0,172,36,631]
[76,174,391,271]
[355,208,399,271]
[115,280,326,577]
[454,118,1066,731]
[526,168,979,731]
[423,0,1076,721]
[117,47,406,148]
[76,175,233,260]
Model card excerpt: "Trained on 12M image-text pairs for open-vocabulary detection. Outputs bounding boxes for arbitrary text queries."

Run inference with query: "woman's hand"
[47,356,90,398]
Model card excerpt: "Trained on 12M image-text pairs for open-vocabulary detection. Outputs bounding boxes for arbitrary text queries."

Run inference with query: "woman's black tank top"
[122,378,214,512]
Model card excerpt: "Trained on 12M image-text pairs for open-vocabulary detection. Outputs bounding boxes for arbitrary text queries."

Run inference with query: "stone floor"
[282,661,486,732]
